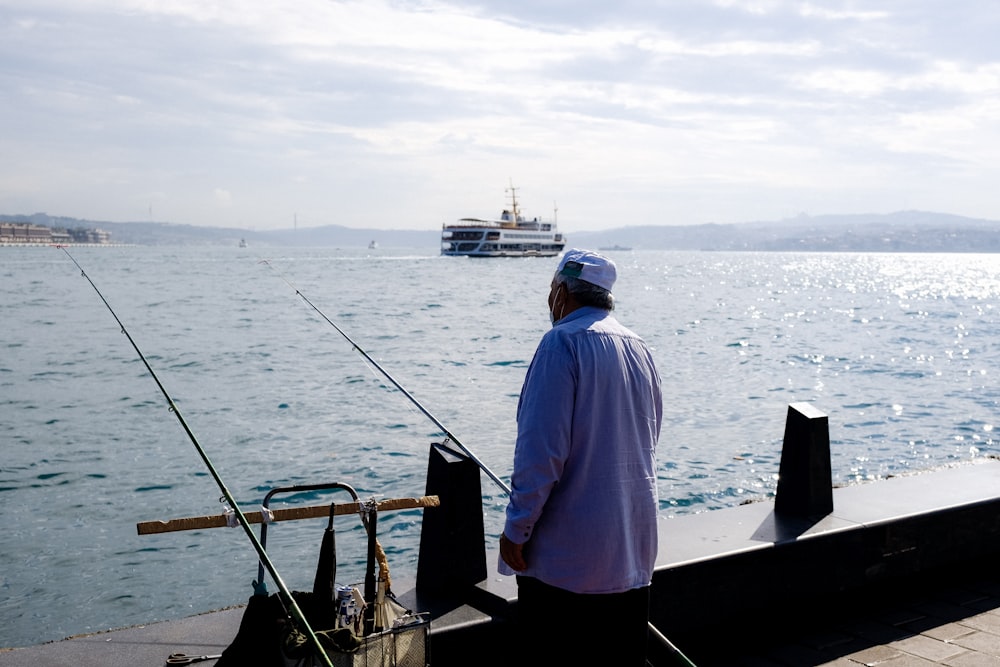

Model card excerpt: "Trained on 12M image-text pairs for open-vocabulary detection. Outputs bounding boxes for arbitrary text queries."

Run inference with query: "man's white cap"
[556,248,617,292]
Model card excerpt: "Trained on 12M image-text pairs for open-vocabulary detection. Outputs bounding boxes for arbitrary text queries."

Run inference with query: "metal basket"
[283,616,429,667]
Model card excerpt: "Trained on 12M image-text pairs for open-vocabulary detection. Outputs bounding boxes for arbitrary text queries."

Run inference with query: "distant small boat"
[599,244,632,252]
[239,238,248,248]
[368,240,378,249]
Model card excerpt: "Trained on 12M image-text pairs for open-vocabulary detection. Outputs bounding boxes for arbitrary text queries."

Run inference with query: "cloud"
[2,0,999,230]
[214,188,233,207]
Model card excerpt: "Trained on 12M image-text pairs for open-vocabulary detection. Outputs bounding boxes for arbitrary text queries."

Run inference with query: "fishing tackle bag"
[215,589,428,667]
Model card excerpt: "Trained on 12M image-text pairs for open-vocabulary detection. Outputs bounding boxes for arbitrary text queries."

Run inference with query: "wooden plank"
[136,495,440,535]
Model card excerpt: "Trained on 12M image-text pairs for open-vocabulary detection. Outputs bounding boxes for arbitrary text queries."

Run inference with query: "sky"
[2,1,999,232]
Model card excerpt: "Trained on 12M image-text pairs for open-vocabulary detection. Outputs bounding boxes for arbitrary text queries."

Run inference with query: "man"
[499,248,663,666]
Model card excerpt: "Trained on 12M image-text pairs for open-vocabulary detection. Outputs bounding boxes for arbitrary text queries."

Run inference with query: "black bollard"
[416,441,487,596]
[775,402,833,518]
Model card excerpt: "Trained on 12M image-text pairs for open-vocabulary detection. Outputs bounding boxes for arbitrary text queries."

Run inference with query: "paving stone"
[890,634,967,662]
[813,657,863,666]
[850,644,907,665]
[942,651,1000,667]
[952,629,1000,657]
[874,653,939,666]
[959,613,1000,636]
[918,622,978,643]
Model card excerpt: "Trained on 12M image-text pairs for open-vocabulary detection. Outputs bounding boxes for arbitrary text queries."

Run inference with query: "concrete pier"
[650,460,1000,665]
[5,462,1000,666]
[5,402,1000,666]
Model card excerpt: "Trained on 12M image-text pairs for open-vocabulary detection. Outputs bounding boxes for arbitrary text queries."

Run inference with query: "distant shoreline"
[0,243,134,248]
[4,210,1000,252]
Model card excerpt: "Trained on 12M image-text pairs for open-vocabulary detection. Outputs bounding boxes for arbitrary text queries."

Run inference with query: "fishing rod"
[260,259,513,496]
[57,246,334,667]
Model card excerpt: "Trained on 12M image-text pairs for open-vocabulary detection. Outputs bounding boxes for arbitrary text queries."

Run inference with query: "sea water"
[1,246,998,648]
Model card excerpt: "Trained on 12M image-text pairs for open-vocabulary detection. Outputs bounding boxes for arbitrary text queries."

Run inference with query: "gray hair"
[553,273,615,311]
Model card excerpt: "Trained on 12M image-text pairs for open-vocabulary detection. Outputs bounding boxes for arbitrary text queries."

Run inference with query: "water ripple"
[2,247,998,650]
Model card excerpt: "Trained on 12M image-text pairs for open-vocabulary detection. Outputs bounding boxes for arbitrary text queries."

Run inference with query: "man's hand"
[499,532,528,571]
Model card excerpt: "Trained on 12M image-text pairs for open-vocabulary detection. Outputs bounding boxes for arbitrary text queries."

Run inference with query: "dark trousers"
[515,575,649,666]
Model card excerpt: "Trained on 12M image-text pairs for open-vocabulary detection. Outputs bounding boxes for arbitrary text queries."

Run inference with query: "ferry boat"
[440,185,566,257]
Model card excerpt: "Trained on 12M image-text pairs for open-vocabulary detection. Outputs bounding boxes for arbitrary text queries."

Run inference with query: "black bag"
[216,591,339,667]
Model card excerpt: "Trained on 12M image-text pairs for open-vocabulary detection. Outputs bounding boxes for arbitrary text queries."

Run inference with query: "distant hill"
[0,213,437,248]
[572,211,1000,252]
[3,210,999,252]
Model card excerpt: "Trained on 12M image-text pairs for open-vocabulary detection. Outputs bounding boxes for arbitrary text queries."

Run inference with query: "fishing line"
[56,246,334,667]
[259,259,513,496]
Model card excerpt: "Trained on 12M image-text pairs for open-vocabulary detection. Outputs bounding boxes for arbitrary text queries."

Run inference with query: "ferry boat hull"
[440,223,566,257]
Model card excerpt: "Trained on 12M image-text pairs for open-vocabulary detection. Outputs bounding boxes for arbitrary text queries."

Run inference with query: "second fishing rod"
[260,260,512,497]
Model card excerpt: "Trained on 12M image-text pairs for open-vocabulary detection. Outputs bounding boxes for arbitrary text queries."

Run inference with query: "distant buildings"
[0,222,110,245]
